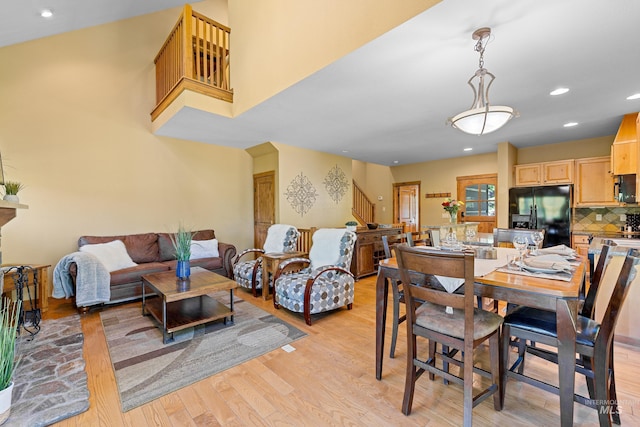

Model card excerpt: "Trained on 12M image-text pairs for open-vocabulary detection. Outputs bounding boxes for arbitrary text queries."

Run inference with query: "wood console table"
[1,264,51,313]
[350,228,402,279]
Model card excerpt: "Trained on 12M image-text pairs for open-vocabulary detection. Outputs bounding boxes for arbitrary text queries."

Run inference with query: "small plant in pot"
[2,182,24,203]
[345,221,358,232]
[169,225,194,280]
[0,298,21,425]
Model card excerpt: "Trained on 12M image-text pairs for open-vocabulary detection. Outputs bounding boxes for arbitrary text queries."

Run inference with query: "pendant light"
[448,27,517,135]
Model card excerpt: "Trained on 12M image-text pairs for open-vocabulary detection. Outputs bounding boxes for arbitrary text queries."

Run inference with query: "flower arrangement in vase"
[169,225,194,280]
[442,198,464,224]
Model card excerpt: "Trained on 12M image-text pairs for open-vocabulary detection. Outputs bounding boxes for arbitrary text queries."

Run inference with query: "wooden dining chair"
[381,233,408,358]
[405,230,432,247]
[395,244,503,427]
[501,245,638,426]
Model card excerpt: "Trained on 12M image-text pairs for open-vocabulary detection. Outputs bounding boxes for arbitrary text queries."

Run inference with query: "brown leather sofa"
[68,229,236,310]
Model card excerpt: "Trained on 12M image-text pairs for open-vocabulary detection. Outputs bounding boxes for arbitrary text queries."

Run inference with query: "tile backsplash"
[573,207,640,232]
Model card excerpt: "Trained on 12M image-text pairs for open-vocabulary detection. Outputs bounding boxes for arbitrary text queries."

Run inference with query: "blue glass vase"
[176,260,191,279]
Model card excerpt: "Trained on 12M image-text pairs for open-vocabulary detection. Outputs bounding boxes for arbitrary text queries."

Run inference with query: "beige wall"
[272,143,352,228]
[352,160,394,224]
[391,153,498,227]
[0,3,254,277]
[228,0,440,115]
[517,135,613,164]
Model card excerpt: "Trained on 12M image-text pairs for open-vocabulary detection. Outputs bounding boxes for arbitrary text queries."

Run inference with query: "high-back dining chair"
[395,244,503,426]
[232,224,300,297]
[381,233,408,358]
[492,228,545,248]
[501,244,637,426]
[272,228,357,325]
[405,230,432,247]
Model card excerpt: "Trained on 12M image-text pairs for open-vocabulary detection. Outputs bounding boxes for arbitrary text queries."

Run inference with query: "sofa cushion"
[79,233,160,263]
[190,239,219,259]
[158,230,217,261]
[110,262,170,286]
[163,257,223,272]
[79,240,137,272]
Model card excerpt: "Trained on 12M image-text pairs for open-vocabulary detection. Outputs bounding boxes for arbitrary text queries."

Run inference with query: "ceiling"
[4,0,640,166]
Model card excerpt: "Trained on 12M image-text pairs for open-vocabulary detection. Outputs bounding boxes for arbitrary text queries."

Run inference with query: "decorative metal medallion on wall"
[323,164,349,204]
[284,172,318,217]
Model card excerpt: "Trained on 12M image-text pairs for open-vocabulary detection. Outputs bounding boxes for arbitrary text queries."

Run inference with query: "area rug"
[100,291,306,412]
[8,314,89,427]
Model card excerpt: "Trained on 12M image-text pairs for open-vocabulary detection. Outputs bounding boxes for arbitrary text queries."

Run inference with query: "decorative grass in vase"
[0,297,21,424]
[169,225,194,280]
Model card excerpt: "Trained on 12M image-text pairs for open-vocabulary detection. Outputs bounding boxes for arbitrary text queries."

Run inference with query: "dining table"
[374,246,586,427]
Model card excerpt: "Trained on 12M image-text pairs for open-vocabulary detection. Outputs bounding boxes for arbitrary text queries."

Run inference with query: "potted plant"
[0,297,21,425]
[345,221,358,232]
[2,182,24,203]
[169,225,193,280]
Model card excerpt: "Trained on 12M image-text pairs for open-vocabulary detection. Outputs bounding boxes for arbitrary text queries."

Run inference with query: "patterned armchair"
[232,224,300,297]
[272,228,357,325]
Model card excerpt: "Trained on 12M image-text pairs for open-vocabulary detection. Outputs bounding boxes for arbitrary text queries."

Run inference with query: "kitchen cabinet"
[350,228,402,279]
[574,156,617,207]
[611,141,637,175]
[571,234,590,257]
[611,112,639,175]
[514,159,573,187]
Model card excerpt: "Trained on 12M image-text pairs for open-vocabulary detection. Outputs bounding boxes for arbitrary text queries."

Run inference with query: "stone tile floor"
[6,314,89,427]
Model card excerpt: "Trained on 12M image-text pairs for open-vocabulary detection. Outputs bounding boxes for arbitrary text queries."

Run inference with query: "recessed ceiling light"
[41,9,53,18]
[627,93,640,100]
[463,147,473,152]
[393,160,399,164]
[550,88,570,96]
[341,150,349,153]
[563,122,578,127]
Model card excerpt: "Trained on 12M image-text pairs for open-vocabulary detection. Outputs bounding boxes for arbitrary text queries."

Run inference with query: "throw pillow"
[190,239,219,259]
[79,240,137,272]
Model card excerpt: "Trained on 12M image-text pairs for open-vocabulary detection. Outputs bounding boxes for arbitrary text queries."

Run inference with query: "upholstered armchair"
[232,224,300,297]
[272,228,357,325]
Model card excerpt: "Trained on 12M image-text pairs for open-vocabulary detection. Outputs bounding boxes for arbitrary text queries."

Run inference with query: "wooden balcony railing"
[151,4,233,121]
[352,180,375,225]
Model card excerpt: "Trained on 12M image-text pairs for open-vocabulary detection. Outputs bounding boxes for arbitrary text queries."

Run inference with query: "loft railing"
[151,4,233,121]
[352,180,375,225]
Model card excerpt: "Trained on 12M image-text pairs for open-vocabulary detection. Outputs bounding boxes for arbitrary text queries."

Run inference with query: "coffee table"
[141,267,238,343]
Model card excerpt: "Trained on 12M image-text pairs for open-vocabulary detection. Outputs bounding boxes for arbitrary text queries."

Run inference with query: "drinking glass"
[465,228,476,243]
[512,235,529,270]
[531,231,544,255]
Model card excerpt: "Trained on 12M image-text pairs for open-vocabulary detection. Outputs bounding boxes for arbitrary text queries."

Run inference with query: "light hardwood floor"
[46,275,640,426]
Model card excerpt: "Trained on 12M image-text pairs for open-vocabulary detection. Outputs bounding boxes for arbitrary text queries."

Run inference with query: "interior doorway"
[253,171,275,248]
[393,182,420,232]
[456,174,497,234]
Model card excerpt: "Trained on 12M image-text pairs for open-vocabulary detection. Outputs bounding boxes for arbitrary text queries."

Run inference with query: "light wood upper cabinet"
[542,160,574,184]
[574,156,617,207]
[611,112,639,175]
[514,159,573,187]
[514,164,542,186]
[611,141,637,175]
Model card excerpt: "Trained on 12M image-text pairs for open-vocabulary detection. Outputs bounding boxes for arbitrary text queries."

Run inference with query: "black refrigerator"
[508,185,572,247]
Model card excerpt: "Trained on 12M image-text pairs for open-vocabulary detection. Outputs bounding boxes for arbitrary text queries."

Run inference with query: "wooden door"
[253,171,275,248]
[457,174,497,234]
[393,182,420,232]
